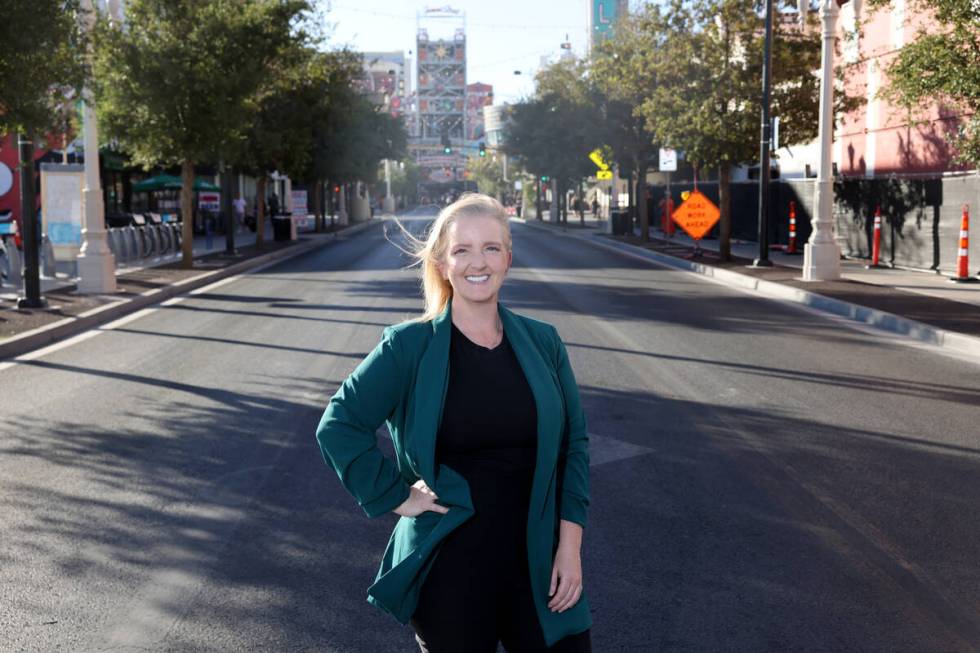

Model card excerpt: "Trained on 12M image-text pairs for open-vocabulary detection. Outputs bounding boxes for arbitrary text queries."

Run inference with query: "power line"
[327,2,584,31]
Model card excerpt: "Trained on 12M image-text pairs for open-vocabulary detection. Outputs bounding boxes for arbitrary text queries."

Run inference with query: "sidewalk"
[520,214,980,360]
[0,217,379,359]
[1,219,279,299]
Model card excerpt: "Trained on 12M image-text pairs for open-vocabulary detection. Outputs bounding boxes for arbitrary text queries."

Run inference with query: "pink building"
[465,82,493,144]
[835,0,971,178]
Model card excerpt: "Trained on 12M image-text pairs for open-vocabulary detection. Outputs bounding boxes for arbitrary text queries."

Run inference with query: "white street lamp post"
[383,159,395,213]
[803,0,844,281]
[76,0,117,294]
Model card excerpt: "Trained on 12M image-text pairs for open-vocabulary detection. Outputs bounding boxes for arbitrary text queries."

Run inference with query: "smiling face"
[437,214,512,309]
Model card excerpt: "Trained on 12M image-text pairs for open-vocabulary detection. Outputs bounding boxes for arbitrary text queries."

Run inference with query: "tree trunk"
[719,162,732,261]
[313,180,323,232]
[256,176,267,249]
[638,163,649,242]
[180,160,195,269]
[579,180,585,226]
[535,178,542,220]
[627,172,635,233]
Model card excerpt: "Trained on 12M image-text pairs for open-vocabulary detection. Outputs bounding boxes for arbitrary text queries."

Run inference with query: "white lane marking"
[0,255,303,372]
[588,432,656,467]
[522,225,980,369]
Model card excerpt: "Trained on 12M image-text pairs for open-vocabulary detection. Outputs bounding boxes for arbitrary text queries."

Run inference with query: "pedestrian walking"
[232,194,247,233]
[591,197,598,217]
[315,193,592,652]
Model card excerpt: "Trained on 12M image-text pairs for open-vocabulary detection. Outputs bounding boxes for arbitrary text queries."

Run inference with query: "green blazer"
[315,301,591,646]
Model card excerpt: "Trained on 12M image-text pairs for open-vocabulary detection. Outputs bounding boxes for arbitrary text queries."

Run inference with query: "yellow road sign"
[588,148,610,171]
[596,170,613,180]
[671,190,721,240]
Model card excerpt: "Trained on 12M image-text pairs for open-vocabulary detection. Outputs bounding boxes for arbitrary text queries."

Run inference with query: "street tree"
[591,14,666,242]
[507,60,598,222]
[466,152,509,199]
[868,0,980,167]
[92,0,311,267]
[0,0,87,136]
[235,46,338,246]
[320,90,407,215]
[383,158,421,207]
[635,0,828,259]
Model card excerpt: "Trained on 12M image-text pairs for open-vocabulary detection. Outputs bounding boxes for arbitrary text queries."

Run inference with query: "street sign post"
[671,190,721,257]
[659,149,677,237]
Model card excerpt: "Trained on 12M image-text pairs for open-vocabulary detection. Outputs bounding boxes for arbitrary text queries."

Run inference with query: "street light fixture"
[752,0,776,268]
[75,0,117,294]
[802,0,847,281]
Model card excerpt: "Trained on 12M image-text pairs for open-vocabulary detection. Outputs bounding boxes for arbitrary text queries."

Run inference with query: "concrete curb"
[0,219,380,360]
[518,219,980,361]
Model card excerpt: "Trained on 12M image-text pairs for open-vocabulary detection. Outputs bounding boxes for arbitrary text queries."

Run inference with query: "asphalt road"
[2,206,979,652]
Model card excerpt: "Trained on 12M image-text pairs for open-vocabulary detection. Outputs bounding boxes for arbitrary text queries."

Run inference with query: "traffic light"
[441,130,452,154]
[478,142,486,157]
[540,175,550,182]
[444,145,452,154]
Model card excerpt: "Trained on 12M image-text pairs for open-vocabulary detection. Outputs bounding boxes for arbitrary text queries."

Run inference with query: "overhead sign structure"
[659,148,677,172]
[671,190,721,241]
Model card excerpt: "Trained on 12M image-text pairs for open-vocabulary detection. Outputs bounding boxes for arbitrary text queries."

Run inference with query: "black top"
[436,323,538,535]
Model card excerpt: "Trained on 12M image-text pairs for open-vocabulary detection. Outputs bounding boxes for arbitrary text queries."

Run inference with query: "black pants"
[410,537,591,652]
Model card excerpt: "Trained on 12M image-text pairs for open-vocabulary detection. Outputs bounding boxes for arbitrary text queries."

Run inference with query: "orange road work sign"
[671,190,721,240]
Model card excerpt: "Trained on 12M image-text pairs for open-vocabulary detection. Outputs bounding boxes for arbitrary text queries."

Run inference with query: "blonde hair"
[391,193,512,322]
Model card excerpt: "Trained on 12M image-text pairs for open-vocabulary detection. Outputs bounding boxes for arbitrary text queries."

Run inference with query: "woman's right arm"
[315,328,412,518]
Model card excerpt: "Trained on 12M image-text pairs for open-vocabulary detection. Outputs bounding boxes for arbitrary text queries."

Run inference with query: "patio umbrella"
[132,175,220,192]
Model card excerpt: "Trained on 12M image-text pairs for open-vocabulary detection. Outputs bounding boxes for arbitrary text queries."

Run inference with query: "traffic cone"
[951,204,978,283]
[866,205,883,269]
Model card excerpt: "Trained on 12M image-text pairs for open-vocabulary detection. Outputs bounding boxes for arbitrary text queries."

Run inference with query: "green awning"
[132,175,221,193]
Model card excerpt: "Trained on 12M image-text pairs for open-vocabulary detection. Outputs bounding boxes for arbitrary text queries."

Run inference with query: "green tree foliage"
[506,60,598,222]
[466,152,509,199]
[868,0,980,167]
[591,14,667,242]
[236,47,350,245]
[388,158,421,205]
[633,0,825,259]
[92,0,311,267]
[0,0,87,136]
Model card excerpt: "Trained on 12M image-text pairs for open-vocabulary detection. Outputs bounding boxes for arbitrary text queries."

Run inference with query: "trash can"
[272,215,291,241]
[611,209,629,235]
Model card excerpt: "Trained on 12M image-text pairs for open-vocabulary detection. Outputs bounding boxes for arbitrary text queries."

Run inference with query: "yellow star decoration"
[434,45,448,58]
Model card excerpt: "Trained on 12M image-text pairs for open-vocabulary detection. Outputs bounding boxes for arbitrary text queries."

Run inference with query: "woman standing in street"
[315,194,592,651]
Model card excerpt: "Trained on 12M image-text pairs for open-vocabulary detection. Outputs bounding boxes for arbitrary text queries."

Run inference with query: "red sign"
[671,190,721,241]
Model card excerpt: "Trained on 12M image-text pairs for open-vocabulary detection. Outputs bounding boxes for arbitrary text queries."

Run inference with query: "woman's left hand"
[548,542,583,613]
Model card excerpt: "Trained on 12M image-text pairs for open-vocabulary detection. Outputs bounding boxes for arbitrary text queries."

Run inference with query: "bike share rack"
[105,214,183,268]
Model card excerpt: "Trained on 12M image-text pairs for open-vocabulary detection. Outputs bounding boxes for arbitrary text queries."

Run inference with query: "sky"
[319,0,593,104]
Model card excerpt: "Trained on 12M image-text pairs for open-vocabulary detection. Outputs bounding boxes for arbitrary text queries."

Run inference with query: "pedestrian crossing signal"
[478,143,486,157]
